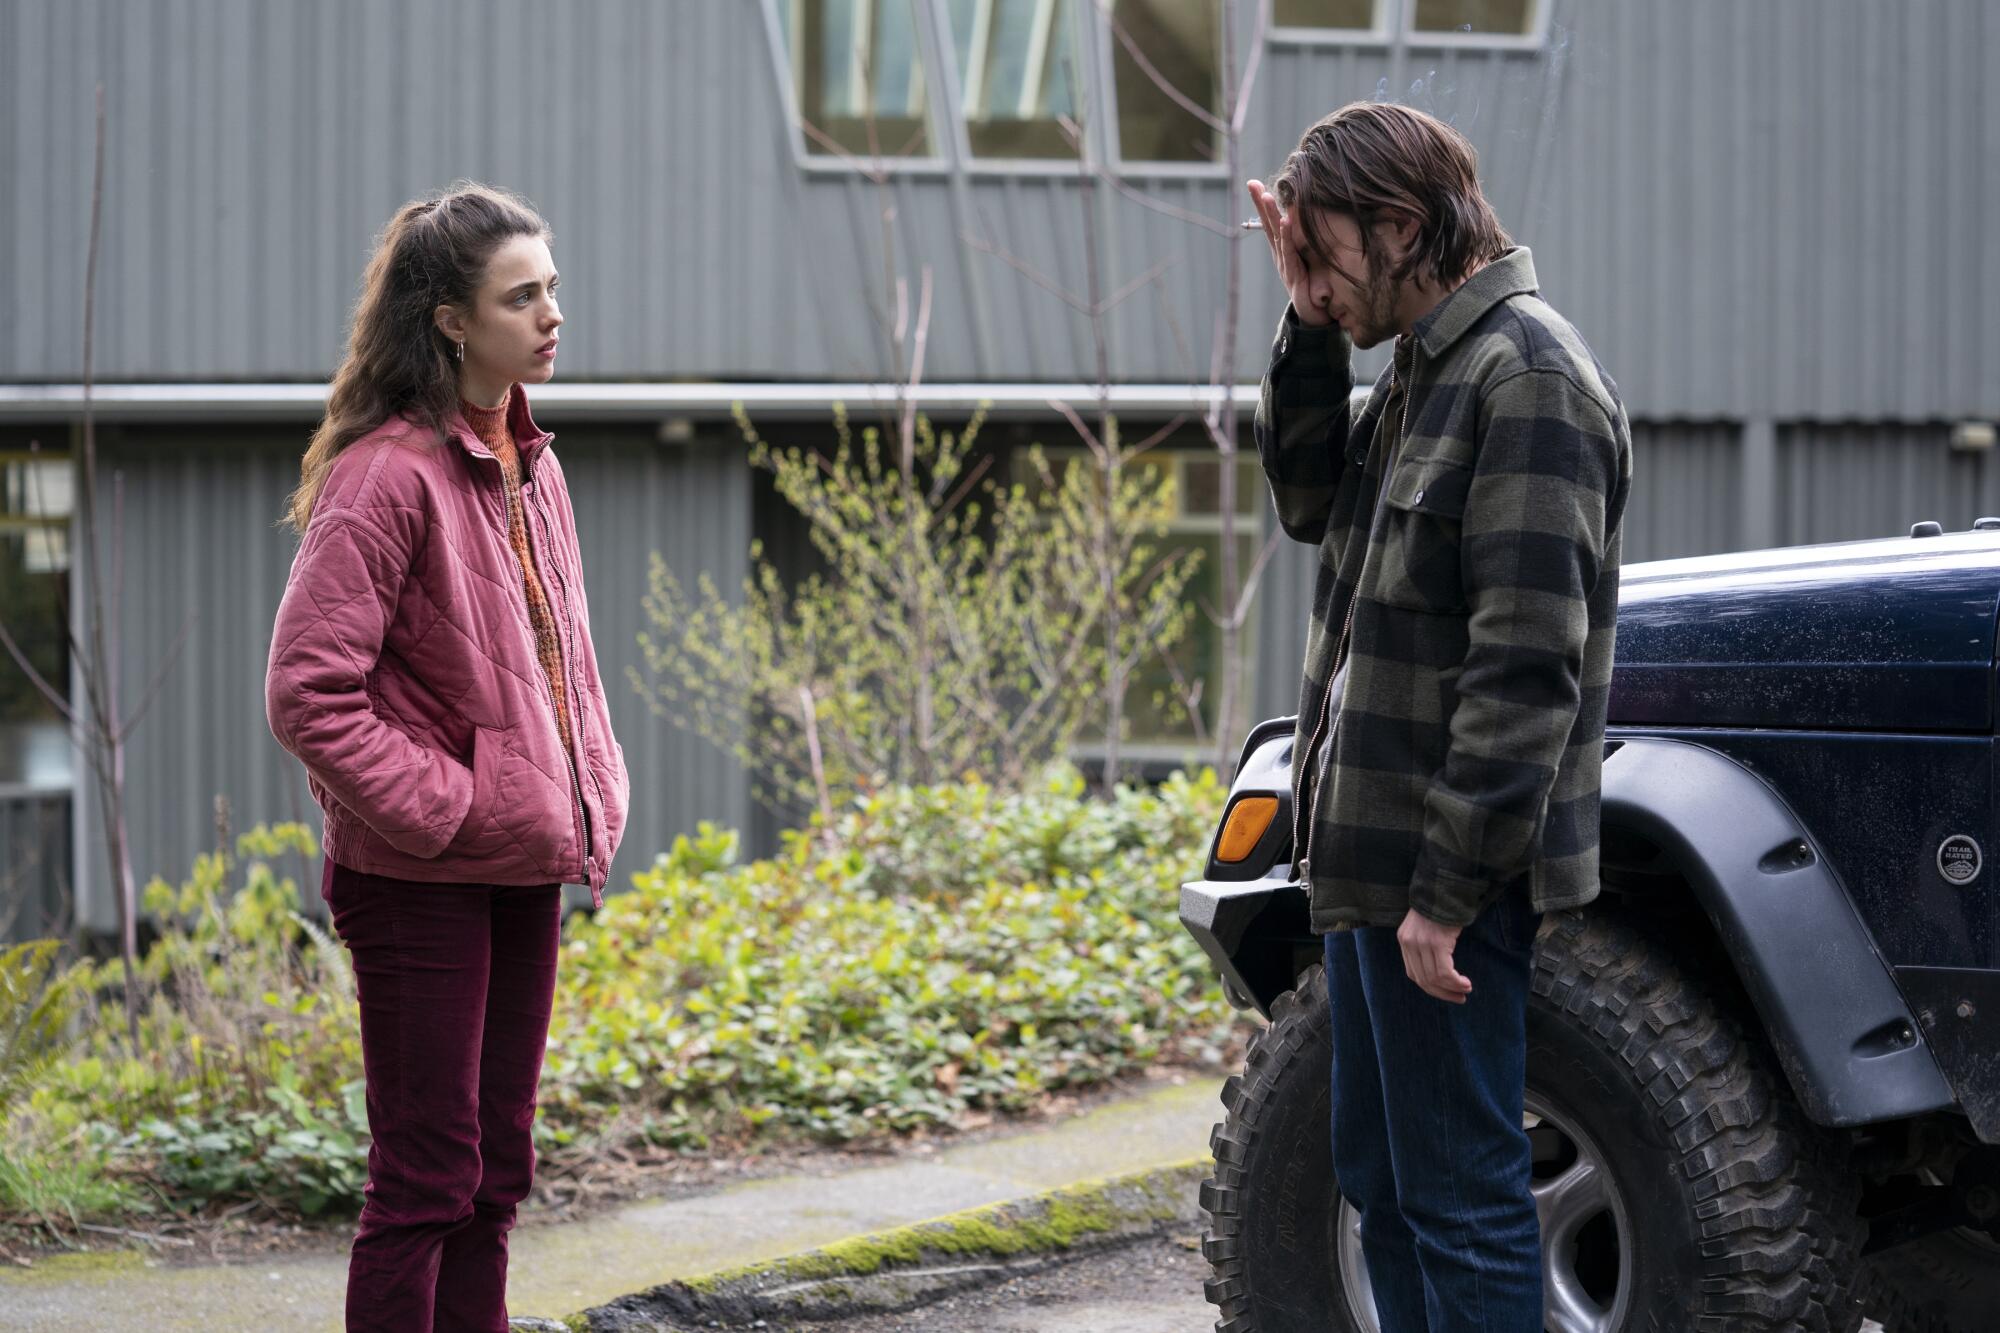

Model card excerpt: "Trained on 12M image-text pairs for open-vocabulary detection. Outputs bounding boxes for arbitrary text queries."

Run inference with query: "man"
[1248,102,1631,1329]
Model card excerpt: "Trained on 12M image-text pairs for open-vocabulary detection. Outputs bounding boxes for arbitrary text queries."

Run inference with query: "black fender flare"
[1600,737,1956,1127]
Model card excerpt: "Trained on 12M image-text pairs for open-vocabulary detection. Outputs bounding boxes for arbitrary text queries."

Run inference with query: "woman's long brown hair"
[284,182,550,534]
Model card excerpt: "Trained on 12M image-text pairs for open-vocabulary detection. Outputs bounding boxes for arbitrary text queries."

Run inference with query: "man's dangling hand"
[1397,909,1472,1004]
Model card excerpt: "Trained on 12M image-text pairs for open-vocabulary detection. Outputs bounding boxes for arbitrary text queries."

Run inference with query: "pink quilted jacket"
[266,389,630,905]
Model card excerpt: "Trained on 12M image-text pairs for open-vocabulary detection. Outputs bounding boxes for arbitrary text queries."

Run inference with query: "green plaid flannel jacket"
[1256,248,1632,931]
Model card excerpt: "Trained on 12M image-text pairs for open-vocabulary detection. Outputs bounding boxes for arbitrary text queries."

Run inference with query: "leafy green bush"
[14,822,370,1218]
[0,939,70,1117]
[119,1072,368,1216]
[0,1131,141,1234]
[0,939,144,1233]
[5,764,1235,1223]
[540,764,1235,1146]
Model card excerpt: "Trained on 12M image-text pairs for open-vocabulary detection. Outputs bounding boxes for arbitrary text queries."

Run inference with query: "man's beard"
[1344,259,1402,350]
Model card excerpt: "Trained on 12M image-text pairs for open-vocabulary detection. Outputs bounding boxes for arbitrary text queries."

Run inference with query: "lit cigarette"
[1240,218,1265,230]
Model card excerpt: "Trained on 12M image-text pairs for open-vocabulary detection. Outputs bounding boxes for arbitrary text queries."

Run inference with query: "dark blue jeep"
[1185,526,2000,1333]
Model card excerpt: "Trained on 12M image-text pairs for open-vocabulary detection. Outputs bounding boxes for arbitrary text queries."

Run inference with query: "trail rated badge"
[1938,835,1983,886]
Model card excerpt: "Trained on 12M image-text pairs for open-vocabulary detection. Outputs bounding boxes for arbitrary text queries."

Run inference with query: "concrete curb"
[552,1156,1210,1332]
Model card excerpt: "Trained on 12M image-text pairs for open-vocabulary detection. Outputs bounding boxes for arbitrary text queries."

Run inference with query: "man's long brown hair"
[1274,102,1510,289]
[284,182,550,534]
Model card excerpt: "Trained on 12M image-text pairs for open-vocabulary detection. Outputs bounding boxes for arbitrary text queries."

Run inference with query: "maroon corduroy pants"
[323,858,562,1332]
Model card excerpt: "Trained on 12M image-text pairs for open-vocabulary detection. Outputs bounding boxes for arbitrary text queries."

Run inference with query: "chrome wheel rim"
[1335,1092,1633,1332]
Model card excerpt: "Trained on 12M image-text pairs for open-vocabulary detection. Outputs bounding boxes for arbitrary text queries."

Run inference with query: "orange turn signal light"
[1216,796,1279,863]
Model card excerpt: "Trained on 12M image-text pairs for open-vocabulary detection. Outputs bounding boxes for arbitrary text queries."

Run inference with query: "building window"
[1409,0,1541,40]
[1272,0,1382,33]
[1108,0,1223,166]
[941,0,1082,159]
[1013,442,1261,747]
[0,444,72,791]
[775,0,937,159]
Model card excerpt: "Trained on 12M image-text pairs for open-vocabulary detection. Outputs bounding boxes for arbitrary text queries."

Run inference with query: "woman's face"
[451,234,563,402]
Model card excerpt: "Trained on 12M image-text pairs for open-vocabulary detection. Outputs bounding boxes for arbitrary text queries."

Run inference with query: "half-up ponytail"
[284,183,549,534]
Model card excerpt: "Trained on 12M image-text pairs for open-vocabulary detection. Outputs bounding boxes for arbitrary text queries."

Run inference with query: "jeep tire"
[1199,910,1865,1332]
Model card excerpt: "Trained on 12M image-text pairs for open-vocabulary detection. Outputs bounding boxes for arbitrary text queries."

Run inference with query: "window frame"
[1270,0,1549,52]
[1268,0,1394,49]
[0,450,72,580]
[1403,0,1549,52]
[1094,0,1232,179]
[759,0,1549,179]
[939,0,1103,177]
[761,0,957,176]
[0,447,74,763]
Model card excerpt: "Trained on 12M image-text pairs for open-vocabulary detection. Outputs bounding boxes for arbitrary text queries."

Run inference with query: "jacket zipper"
[1294,342,1417,887]
[495,449,594,889]
[525,463,600,888]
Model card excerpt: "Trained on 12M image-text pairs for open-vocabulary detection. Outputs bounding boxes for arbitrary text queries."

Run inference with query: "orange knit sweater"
[462,389,574,756]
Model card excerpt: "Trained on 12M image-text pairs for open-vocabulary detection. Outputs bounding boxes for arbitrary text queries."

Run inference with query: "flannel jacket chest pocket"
[1374,451,1473,614]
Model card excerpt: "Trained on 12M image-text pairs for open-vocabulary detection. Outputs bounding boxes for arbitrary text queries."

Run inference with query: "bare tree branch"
[1150,639,1212,748]
[1099,257,1179,315]
[1098,168,1239,238]
[961,228,1177,318]
[961,231,1095,316]
[1126,413,1192,458]
[1223,525,1285,632]
[0,621,77,727]
[898,267,934,472]
[1098,1,1228,136]
[69,83,142,1037]
[1232,0,1273,137]
[1046,398,1103,456]
[938,451,995,517]
[797,683,837,834]
[118,612,196,740]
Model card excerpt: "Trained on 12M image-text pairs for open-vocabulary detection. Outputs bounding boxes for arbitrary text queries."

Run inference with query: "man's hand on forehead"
[1247,178,1330,327]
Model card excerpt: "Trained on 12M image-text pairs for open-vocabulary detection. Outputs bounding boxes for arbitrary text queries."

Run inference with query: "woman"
[266,182,629,1330]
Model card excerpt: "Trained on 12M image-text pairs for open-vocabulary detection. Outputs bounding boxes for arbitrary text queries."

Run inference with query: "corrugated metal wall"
[65,423,750,933]
[1254,532,1319,728]
[1624,421,1743,562]
[1774,423,2000,548]
[68,424,317,931]
[7,1,1997,422]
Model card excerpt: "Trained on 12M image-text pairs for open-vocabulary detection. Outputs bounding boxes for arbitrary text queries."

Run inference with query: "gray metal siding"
[1623,421,1742,563]
[1254,534,1318,726]
[69,425,318,929]
[66,424,750,932]
[1774,423,2000,549]
[7,1,1997,421]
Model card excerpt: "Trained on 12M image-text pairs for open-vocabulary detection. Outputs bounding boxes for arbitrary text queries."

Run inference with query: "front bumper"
[1179,874,1314,1020]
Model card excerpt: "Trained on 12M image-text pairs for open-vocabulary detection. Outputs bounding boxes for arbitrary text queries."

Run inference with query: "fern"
[289,910,353,1009]
[0,939,72,1116]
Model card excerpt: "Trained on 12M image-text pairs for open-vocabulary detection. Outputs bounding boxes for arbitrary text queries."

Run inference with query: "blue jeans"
[1324,893,1543,1332]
